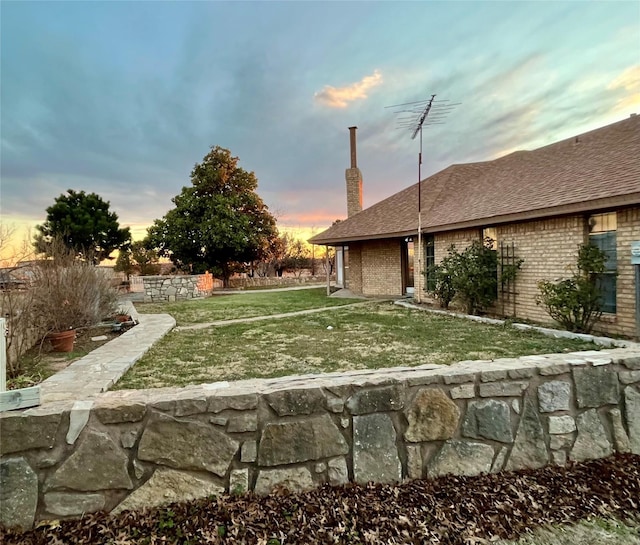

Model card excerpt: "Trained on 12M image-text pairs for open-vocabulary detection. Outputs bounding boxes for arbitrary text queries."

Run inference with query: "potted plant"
[114,306,132,323]
[30,247,118,352]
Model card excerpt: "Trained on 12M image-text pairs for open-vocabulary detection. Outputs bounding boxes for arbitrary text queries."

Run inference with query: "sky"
[1,0,639,258]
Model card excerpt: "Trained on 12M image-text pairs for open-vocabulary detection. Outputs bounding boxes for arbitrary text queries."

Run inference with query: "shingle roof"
[310,115,640,245]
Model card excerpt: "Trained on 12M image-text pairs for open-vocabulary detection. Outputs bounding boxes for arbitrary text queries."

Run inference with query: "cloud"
[606,64,640,116]
[314,70,383,108]
[608,64,640,92]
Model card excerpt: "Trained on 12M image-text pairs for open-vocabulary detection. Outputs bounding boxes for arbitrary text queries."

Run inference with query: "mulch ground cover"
[3,454,639,545]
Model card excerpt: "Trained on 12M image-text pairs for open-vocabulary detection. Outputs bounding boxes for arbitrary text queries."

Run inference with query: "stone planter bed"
[1,339,639,531]
[1,298,639,534]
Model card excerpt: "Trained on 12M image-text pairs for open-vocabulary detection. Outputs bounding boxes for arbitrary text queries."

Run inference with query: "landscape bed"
[3,288,639,541]
[117,298,602,389]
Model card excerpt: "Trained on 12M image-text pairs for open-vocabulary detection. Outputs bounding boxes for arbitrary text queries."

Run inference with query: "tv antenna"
[386,94,459,302]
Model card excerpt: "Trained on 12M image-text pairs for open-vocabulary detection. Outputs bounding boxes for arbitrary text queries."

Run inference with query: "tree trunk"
[222,263,231,288]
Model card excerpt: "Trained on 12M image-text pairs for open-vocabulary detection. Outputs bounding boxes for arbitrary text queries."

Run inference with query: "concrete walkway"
[39,299,175,403]
[37,295,373,402]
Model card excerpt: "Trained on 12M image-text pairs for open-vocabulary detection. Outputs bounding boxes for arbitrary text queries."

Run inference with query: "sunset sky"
[2,1,639,256]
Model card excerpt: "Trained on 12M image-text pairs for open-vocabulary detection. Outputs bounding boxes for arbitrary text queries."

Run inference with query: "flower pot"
[47,329,76,352]
[115,314,131,323]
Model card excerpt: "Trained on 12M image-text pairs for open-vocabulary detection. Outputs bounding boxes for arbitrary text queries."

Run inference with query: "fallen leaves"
[1,454,639,544]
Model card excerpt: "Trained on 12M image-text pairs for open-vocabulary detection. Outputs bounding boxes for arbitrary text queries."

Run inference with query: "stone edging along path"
[1,298,640,530]
[394,300,638,349]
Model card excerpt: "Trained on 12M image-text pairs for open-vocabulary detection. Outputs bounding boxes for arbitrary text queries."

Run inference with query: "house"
[310,115,640,338]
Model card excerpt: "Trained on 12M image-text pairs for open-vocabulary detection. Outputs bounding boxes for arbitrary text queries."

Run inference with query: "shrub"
[30,245,118,334]
[425,260,456,309]
[2,241,119,378]
[537,244,607,333]
[427,239,522,315]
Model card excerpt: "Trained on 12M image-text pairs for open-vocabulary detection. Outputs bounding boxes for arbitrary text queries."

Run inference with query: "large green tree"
[146,146,278,286]
[35,189,131,263]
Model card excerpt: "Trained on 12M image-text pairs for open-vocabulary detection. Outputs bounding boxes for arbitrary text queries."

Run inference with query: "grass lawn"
[495,516,640,544]
[115,291,600,389]
[134,287,362,326]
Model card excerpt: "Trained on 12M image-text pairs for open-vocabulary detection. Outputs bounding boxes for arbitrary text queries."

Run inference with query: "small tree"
[537,244,607,333]
[34,190,131,263]
[1,223,38,376]
[114,245,135,281]
[281,235,312,277]
[252,232,286,277]
[132,241,161,276]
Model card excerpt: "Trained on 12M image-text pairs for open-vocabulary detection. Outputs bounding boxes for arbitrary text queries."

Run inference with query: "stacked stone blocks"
[2,348,639,530]
[143,274,213,303]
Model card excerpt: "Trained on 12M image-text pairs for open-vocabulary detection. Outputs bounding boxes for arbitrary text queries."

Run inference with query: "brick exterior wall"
[495,216,586,325]
[346,240,404,297]
[616,207,640,338]
[361,239,403,296]
[435,228,482,258]
[346,242,363,294]
[349,207,639,339]
[417,208,639,339]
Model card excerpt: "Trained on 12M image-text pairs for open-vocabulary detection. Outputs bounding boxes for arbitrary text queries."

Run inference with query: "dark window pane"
[589,232,617,271]
[596,274,617,314]
[425,235,435,291]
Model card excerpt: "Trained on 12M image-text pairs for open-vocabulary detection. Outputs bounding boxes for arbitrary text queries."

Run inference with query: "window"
[424,234,435,291]
[482,227,498,298]
[483,227,497,250]
[588,212,617,314]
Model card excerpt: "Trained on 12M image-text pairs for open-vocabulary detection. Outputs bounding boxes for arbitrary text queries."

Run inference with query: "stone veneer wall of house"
[2,349,639,530]
[143,273,214,302]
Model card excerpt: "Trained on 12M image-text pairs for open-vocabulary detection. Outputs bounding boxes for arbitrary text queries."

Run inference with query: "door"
[402,238,414,295]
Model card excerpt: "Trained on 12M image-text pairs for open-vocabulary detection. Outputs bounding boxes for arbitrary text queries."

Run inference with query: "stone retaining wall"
[2,350,639,530]
[142,273,215,302]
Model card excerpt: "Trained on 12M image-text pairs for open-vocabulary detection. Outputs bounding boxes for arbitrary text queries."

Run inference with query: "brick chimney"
[345,126,363,217]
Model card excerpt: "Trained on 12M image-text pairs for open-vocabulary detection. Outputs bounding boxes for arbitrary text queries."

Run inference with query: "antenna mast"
[386,94,459,302]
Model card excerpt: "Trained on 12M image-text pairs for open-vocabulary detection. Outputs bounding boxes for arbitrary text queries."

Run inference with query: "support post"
[636,265,640,342]
[416,128,423,303]
[0,317,41,412]
[1,317,6,392]
[326,247,331,296]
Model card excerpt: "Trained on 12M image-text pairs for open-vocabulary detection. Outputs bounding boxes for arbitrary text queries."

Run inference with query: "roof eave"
[310,229,417,246]
[424,193,640,233]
